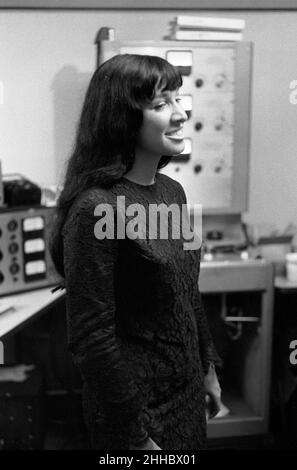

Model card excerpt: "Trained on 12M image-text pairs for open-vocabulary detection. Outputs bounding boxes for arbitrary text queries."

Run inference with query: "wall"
[0,9,296,230]
[3,0,297,9]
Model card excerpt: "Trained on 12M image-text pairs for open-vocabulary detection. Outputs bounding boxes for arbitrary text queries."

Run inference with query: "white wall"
[0,10,296,230]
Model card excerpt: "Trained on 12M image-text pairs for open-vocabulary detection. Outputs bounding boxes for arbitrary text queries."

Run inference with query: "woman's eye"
[154,102,167,110]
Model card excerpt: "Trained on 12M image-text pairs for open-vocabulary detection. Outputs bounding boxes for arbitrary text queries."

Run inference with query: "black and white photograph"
[0,0,297,456]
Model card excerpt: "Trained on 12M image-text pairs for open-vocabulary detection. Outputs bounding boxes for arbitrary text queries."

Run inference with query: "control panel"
[0,207,60,296]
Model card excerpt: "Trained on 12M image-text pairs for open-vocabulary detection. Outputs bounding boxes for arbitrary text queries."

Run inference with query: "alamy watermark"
[289,80,297,104]
[93,196,202,250]
[0,340,3,365]
[289,340,297,365]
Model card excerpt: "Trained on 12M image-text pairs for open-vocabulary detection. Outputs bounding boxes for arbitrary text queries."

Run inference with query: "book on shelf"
[170,30,243,42]
[173,15,245,32]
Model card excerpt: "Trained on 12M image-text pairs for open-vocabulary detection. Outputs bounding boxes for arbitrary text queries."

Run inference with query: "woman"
[50,54,224,450]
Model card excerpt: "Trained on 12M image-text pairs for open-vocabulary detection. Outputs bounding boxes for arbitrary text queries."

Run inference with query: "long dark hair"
[50,53,182,277]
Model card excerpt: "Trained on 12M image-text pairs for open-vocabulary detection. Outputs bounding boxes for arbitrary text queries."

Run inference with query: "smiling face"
[135,88,188,159]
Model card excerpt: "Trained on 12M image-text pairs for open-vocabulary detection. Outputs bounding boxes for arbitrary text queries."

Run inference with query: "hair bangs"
[126,55,183,107]
[155,59,183,94]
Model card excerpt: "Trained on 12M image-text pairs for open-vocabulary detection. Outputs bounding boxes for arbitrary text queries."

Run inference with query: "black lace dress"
[62,172,220,450]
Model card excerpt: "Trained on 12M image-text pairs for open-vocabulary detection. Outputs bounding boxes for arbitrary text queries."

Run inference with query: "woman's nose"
[172,103,188,123]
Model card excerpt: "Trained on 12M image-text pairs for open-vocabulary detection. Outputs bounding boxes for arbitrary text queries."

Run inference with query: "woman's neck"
[124,154,160,186]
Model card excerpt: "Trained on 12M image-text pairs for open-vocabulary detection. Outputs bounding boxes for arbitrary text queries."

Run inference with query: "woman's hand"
[204,364,230,419]
[130,437,161,450]
[204,364,221,400]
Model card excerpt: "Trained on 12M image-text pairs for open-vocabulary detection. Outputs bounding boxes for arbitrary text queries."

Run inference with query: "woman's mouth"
[165,129,184,140]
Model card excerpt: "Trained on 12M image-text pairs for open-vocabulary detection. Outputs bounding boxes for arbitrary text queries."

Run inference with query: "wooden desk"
[0,288,65,340]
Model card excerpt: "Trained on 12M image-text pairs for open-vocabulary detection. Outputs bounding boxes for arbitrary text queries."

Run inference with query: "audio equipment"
[0,206,60,296]
[0,161,4,208]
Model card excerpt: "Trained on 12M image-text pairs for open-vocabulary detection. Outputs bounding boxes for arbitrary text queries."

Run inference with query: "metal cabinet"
[200,256,274,439]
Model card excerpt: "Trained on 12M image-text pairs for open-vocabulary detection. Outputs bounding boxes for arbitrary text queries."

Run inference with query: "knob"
[193,164,203,174]
[10,263,20,275]
[9,243,19,254]
[214,115,226,131]
[214,121,223,131]
[0,271,4,284]
[195,78,204,88]
[214,73,227,89]
[0,250,3,262]
[7,220,18,232]
[195,122,203,131]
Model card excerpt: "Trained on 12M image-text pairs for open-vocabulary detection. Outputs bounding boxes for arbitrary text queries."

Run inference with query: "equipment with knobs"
[0,207,60,296]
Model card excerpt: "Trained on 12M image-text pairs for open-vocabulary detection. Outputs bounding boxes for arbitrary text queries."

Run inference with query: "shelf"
[207,388,267,439]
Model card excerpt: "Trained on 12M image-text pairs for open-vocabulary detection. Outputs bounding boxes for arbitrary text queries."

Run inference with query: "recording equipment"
[0,206,60,296]
[2,174,41,208]
[0,161,4,207]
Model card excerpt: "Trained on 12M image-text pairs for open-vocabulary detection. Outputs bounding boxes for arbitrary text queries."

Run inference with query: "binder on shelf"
[173,15,245,32]
[171,30,243,42]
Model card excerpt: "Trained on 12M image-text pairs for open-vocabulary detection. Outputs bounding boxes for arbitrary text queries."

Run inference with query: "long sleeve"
[62,190,148,444]
[174,180,222,375]
[194,257,222,375]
